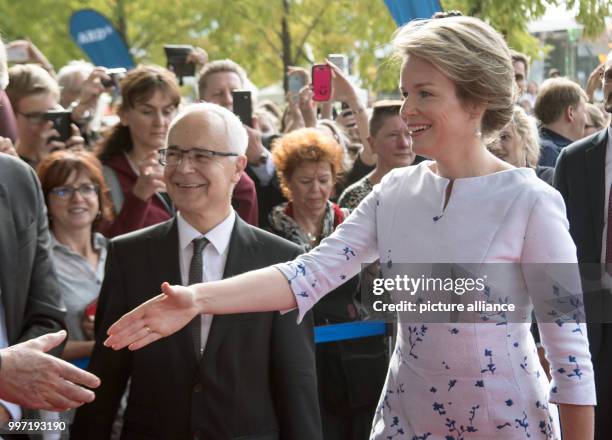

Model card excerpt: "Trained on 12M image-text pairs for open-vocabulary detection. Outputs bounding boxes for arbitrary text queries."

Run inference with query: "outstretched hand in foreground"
[0,330,100,411]
[104,282,199,351]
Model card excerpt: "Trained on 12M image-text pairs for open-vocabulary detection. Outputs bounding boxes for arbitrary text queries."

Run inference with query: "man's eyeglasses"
[49,184,99,199]
[17,111,47,125]
[158,147,238,167]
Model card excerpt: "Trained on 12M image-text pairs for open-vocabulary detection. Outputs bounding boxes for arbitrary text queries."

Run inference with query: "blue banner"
[314,321,387,344]
[383,0,442,26]
[69,9,134,68]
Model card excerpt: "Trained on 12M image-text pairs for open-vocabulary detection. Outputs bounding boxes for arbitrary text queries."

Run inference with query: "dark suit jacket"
[72,215,322,440]
[554,128,612,439]
[0,154,65,346]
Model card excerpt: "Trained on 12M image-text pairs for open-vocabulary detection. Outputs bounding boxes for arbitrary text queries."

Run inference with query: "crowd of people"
[0,9,611,440]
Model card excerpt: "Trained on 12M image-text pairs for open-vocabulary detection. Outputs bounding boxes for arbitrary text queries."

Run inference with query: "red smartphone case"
[312,64,332,101]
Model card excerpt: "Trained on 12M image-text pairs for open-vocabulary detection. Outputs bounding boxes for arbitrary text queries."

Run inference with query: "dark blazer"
[72,215,322,440]
[0,154,65,346]
[554,128,612,439]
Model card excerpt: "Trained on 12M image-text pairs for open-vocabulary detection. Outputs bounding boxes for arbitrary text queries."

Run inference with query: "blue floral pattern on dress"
[407,325,427,359]
[274,163,595,440]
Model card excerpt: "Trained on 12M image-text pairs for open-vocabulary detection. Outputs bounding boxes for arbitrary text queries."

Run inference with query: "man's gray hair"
[169,102,248,155]
[57,60,94,95]
[0,38,8,90]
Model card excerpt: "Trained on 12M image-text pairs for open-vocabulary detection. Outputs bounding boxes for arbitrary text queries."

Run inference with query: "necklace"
[306,231,318,244]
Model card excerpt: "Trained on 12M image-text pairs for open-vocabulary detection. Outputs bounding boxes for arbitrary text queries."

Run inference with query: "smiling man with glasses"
[72,102,322,440]
[158,146,238,167]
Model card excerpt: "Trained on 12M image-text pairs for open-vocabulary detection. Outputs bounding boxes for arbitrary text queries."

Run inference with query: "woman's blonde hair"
[392,16,515,136]
[507,105,540,169]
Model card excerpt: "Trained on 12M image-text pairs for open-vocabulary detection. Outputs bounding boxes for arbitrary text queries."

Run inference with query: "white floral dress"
[276,161,596,439]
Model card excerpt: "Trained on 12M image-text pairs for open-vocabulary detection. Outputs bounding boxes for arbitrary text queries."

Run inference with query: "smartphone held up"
[232,90,253,127]
[288,74,307,94]
[327,53,349,75]
[6,45,29,63]
[312,64,332,101]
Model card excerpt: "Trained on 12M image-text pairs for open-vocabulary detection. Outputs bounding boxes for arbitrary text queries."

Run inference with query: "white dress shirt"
[177,211,235,355]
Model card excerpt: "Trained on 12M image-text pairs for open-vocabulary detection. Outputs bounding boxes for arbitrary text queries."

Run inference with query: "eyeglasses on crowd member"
[37,149,113,425]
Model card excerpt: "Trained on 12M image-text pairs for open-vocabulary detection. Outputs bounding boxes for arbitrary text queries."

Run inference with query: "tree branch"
[294,3,331,61]
[230,2,282,56]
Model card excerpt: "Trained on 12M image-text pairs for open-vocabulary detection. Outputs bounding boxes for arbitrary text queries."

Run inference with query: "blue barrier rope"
[314,321,387,344]
[71,357,90,370]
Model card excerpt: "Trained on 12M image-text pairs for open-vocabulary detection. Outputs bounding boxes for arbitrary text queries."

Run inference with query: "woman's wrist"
[194,284,209,314]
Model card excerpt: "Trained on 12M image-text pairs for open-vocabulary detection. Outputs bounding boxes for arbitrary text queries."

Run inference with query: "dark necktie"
[189,236,209,358]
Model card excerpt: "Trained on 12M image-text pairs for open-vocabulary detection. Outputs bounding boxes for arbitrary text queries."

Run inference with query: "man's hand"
[586,63,604,103]
[72,68,110,121]
[244,117,267,164]
[0,331,100,411]
[64,124,86,150]
[42,123,85,153]
[186,47,208,69]
[105,282,200,351]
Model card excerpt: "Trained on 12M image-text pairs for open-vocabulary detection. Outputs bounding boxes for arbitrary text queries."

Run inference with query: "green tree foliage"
[442,0,610,59]
[1,1,607,92]
[0,0,399,92]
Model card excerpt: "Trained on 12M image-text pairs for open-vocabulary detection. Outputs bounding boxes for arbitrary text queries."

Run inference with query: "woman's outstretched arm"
[105,178,384,351]
[105,267,294,351]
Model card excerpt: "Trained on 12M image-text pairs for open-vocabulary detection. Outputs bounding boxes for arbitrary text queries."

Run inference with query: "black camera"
[44,110,72,143]
[164,45,195,84]
[101,67,127,90]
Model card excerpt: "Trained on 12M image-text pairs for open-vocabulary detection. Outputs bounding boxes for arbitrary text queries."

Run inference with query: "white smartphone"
[328,53,348,74]
[288,74,306,93]
[6,45,29,63]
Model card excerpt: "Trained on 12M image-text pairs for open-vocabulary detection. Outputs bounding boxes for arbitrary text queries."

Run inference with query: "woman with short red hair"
[269,127,387,440]
[38,149,114,361]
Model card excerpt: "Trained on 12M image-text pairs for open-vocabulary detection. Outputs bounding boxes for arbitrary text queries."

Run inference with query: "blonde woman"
[106,17,595,439]
[489,105,554,185]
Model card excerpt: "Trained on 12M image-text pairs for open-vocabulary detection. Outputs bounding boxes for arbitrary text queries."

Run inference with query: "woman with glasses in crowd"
[96,65,180,237]
[37,149,113,427]
[38,149,114,362]
[106,16,595,439]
